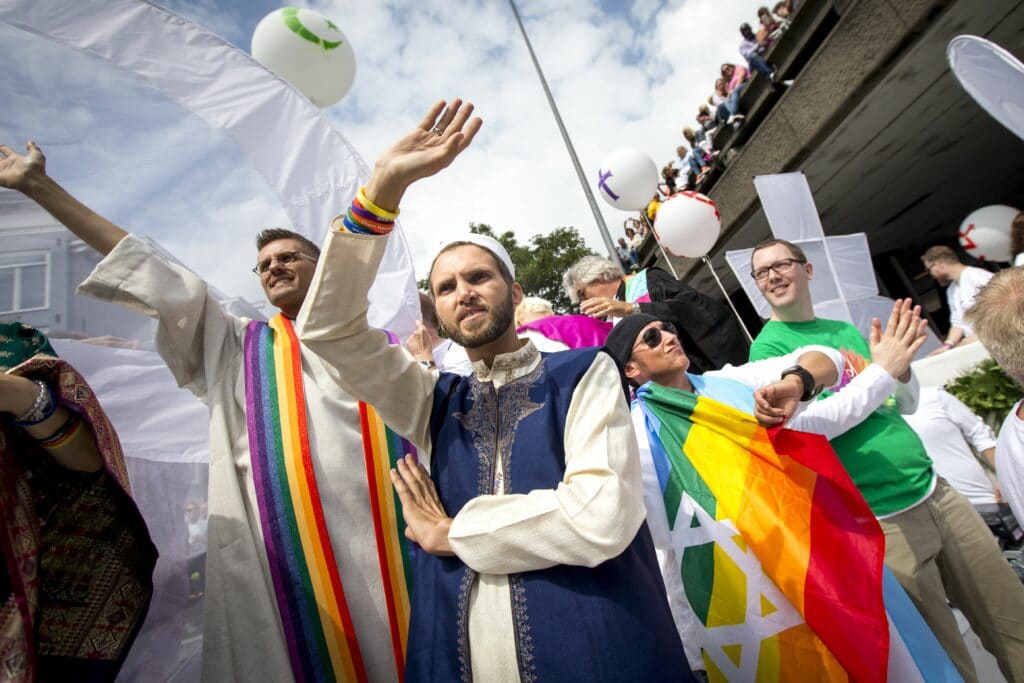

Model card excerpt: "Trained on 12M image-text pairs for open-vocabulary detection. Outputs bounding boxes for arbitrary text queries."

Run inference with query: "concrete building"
[1,188,263,339]
[641,0,1024,334]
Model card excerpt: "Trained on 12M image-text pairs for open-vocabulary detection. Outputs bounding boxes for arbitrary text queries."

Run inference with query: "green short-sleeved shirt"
[750,318,934,516]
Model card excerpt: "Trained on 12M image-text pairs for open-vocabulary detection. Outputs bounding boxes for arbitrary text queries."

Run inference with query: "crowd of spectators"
[615,217,646,272]
[637,0,798,227]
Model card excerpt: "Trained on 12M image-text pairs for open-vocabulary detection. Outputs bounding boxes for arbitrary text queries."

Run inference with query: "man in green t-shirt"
[747,238,1024,683]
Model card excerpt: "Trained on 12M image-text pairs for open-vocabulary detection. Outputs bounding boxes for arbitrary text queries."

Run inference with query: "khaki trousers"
[880,479,1024,683]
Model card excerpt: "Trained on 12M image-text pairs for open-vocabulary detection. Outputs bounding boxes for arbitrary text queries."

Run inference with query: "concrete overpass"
[645,0,1024,332]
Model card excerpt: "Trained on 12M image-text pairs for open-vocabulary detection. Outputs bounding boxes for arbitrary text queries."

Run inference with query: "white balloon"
[596,148,659,211]
[251,7,356,108]
[958,204,1020,262]
[654,191,721,258]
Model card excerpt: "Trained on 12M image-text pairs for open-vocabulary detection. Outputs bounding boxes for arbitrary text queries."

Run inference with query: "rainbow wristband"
[357,186,399,220]
[346,207,393,234]
[39,412,83,449]
[340,213,372,235]
[336,188,398,235]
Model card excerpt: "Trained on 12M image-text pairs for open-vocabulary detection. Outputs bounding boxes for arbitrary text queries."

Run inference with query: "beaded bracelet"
[12,380,57,427]
[38,412,83,449]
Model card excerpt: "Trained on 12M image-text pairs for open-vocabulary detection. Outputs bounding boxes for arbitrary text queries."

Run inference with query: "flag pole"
[702,256,754,344]
[507,0,622,270]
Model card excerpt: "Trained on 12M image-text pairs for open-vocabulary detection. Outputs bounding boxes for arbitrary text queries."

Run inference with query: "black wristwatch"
[780,365,824,402]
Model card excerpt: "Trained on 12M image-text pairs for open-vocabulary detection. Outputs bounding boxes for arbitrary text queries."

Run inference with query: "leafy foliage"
[944,358,1024,426]
[418,223,595,314]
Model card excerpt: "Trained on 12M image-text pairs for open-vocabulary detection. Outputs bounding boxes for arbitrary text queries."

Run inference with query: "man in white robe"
[0,141,407,681]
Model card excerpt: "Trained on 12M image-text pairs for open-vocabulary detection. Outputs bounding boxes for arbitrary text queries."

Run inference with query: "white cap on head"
[433,234,516,278]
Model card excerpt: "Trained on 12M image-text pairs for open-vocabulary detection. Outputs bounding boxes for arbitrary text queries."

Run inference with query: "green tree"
[418,223,595,314]
[469,223,594,314]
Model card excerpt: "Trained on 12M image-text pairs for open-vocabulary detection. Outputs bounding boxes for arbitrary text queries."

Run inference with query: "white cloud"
[2,0,762,304]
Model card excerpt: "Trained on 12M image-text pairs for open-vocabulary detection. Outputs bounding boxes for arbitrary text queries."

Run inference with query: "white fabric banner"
[0,0,420,338]
[948,35,1024,143]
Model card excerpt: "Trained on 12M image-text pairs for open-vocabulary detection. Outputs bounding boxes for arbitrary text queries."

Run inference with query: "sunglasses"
[636,322,678,351]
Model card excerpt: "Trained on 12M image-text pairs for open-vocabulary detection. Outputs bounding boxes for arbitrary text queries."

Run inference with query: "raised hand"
[389,454,454,556]
[405,321,435,364]
[869,298,928,381]
[0,141,46,191]
[364,99,483,212]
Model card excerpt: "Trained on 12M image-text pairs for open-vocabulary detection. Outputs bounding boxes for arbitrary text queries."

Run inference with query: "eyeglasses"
[253,250,317,276]
[635,322,678,351]
[750,258,806,281]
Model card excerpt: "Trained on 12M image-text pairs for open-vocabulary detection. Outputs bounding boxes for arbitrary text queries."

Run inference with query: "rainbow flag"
[637,382,889,682]
[244,315,415,682]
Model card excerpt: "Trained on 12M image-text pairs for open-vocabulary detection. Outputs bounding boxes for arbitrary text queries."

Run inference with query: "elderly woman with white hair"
[562,255,749,373]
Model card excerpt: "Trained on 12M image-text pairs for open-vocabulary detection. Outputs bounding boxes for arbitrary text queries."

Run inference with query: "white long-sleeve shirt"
[903,387,998,505]
[997,400,1024,525]
[948,266,994,334]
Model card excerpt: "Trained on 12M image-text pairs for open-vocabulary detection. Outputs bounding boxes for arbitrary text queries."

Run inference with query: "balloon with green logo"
[251,7,356,107]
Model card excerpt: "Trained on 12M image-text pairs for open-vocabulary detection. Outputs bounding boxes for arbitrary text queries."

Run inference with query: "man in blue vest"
[297,99,707,681]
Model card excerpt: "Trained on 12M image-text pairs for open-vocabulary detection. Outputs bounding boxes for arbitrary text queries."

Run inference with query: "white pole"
[702,256,754,344]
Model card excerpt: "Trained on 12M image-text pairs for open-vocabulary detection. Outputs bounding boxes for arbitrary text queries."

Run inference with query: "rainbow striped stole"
[357,331,415,676]
[623,268,652,303]
[243,315,414,682]
[637,383,889,683]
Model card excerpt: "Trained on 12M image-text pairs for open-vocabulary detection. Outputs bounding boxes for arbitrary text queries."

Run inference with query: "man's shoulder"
[542,346,603,372]
[963,266,995,287]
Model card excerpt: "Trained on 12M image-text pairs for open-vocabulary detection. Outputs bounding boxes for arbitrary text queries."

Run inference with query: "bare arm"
[0,141,127,255]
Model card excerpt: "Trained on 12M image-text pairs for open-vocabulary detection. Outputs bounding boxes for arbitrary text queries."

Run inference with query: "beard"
[443,293,515,349]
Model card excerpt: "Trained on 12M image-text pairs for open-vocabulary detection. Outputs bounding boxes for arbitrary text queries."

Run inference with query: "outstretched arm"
[297,100,481,447]
[0,141,127,255]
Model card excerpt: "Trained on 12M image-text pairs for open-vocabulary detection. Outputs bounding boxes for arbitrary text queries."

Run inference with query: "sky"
[1,0,761,308]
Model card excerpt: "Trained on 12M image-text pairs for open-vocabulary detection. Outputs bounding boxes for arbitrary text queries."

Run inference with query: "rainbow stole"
[636,383,889,683]
[243,314,414,682]
[623,268,652,303]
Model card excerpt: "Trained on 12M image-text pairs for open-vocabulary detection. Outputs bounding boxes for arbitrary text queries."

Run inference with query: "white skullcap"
[433,234,516,279]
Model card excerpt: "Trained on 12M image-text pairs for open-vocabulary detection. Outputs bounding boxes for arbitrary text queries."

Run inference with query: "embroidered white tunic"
[297,230,647,682]
[77,235,403,682]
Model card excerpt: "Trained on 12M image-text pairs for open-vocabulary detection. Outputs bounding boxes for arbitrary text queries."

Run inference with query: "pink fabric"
[517,315,613,350]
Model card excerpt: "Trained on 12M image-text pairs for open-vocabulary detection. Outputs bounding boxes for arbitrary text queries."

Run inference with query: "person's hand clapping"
[869,298,928,382]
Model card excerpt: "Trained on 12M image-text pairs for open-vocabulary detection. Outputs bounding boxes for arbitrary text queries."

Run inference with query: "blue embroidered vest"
[407,348,690,682]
